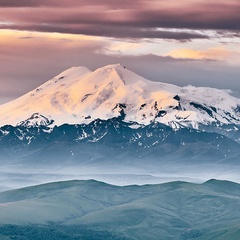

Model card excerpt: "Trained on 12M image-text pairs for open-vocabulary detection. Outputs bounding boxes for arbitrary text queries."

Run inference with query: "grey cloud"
[0,0,146,8]
[1,24,209,40]
[0,1,240,40]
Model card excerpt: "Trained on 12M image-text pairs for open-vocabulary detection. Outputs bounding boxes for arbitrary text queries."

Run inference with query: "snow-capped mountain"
[0,64,240,131]
[1,64,240,185]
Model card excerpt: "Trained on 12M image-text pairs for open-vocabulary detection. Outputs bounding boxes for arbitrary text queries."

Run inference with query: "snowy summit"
[0,64,240,129]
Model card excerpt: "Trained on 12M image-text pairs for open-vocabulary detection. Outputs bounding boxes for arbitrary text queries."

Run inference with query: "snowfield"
[0,64,239,129]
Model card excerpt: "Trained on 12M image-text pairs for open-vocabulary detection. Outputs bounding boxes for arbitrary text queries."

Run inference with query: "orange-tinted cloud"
[166,47,233,61]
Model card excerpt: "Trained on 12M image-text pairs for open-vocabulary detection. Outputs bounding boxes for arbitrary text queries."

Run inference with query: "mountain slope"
[0,64,240,132]
[1,118,240,169]
[0,179,240,240]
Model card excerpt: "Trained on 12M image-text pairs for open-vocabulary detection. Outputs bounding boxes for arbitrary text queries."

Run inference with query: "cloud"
[165,47,233,60]
[164,47,240,67]
[0,0,239,40]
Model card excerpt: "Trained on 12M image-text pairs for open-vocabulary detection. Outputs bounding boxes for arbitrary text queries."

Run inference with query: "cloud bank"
[0,0,239,40]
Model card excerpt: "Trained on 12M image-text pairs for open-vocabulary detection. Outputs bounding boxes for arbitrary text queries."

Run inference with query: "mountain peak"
[92,63,145,86]
[55,66,92,78]
[0,64,240,130]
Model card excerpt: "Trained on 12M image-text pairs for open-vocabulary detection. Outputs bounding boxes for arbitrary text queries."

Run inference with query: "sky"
[0,0,240,104]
